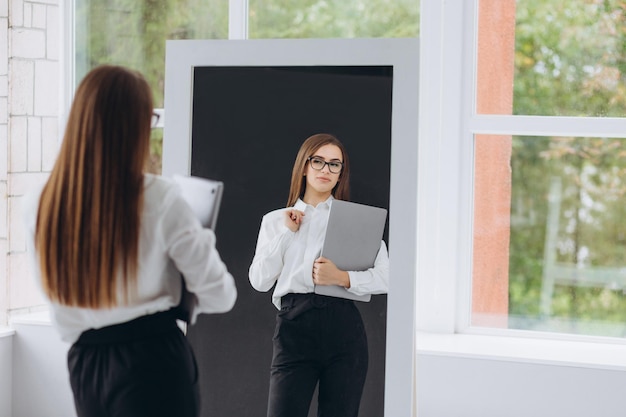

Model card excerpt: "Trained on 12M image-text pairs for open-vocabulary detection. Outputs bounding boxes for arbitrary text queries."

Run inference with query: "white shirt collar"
[294,195,334,211]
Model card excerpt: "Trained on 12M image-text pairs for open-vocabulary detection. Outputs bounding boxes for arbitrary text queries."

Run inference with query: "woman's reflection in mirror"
[249,133,389,417]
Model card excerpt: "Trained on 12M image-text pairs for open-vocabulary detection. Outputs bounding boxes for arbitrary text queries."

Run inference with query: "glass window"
[472,134,626,338]
[74,0,418,174]
[472,0,626,340]
[477,0,626,117]
[74,0,228,173]
[248,0,419,39]
[75,0,228,104]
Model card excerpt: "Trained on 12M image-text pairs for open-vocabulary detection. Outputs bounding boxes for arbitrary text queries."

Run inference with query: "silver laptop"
[315,200,388,302]
[171,174,224,322]
[173,174,224,229]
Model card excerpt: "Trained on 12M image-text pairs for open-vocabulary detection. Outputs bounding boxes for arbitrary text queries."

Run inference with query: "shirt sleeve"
[248,211,295,292]
[346,240,389,295]
[161,193,237,323]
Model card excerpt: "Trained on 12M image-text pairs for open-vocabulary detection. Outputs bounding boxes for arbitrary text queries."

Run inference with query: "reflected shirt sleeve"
[248,210,295,293]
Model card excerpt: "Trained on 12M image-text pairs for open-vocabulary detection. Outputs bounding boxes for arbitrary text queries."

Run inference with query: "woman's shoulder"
[256,208,291,236]
[262,207,289,222]
[144,172,179,191]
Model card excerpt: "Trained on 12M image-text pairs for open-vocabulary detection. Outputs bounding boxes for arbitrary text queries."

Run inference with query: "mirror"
[163,38,419,417]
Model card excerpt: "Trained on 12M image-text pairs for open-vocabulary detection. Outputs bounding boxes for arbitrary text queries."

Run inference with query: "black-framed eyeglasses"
[307,156,343,174]
[151,112,161,129]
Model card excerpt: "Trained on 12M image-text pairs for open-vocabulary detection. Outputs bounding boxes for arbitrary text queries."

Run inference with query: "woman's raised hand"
[285,209,305,232]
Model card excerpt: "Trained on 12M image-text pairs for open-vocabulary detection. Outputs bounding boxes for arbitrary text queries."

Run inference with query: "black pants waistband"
[76,309,179,345]
[282,293,353,308]
[280,293,353,320]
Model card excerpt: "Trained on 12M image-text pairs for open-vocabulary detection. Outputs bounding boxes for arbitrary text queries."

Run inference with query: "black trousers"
[268,293,368,417]
[67,310,199,417]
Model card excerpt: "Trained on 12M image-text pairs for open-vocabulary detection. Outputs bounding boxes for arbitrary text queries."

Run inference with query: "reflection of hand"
[285,209,305,232]
[312,257,350,288]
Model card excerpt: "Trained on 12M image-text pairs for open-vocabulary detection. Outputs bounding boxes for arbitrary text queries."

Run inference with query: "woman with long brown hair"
[249,133,389,417]
[24,65,236,417]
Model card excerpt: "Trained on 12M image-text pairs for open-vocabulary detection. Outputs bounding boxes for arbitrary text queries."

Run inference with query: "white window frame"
[417,0,626,369]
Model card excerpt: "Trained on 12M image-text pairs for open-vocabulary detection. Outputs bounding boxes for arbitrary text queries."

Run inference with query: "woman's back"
[25,173,236,343]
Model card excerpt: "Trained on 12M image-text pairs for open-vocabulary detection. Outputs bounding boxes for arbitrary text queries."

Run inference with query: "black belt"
[75,309,179,345]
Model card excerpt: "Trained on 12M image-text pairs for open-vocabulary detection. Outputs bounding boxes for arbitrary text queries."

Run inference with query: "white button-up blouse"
[249,197,389,309]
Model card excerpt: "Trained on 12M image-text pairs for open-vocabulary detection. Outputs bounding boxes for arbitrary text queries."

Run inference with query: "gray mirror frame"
[163,38,419,417]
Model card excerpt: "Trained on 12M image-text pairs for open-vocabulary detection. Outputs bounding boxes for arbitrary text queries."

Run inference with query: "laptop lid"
[171,174,225,322]
[315,200,388,302]
[172,174,224,229]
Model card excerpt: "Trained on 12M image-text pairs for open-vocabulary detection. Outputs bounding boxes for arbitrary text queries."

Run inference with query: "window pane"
[75,0,228,106]
[472,134,626,337]
[248,0,419,39]
[75,0,228,173]
[477,0,626,117]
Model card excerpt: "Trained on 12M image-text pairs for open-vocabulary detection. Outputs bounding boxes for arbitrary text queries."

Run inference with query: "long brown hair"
[286,133,350,207]
[35,65,153,308]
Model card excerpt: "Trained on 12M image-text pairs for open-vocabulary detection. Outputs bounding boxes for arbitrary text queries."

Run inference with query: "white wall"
[0,328,15,417]
[417,354,626,417]
[0,0,10,328]
[8,316,626,417]
[10,313,75,417]
[3,0,58,328]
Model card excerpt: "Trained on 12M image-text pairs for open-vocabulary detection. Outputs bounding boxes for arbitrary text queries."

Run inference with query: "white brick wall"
[12,29,45,59]
[0,2,8,326]
[9,60,34,116]
[41,116,57,171]
[34,60,58,116]
[3,0,59,324]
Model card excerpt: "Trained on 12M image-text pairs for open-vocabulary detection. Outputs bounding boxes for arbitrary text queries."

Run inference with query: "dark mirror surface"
[188,65,392,417]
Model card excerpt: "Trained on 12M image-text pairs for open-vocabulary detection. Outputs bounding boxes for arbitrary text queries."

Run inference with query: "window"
[248,0,418,39]
[71,0,418,175]
[469,0,626,339]
[73,0,228,174]
[75,0,228,96]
